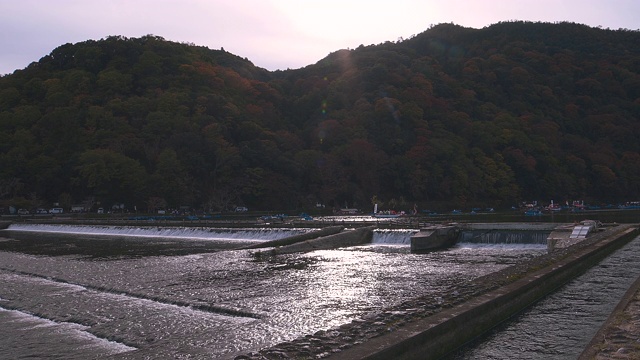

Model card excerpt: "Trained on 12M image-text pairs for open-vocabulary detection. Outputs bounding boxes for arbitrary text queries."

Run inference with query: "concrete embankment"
[259,226,375,255]
[579,271,640,358]
[239,226,344,249]
[332,224,640,360]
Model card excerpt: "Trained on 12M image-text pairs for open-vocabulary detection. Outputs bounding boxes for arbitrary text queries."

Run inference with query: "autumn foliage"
[1,21,639,213]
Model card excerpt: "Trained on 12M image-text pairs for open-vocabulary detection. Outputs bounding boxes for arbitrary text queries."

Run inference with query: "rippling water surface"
[0,224,546,359]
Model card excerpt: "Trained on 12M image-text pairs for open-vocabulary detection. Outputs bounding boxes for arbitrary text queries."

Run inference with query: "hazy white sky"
[1,0,639,75]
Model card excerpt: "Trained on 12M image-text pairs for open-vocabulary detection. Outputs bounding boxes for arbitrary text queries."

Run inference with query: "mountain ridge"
[1,21,639,213]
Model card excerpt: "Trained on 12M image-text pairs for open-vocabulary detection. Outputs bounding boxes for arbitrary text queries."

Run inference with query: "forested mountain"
[1,21,639,213]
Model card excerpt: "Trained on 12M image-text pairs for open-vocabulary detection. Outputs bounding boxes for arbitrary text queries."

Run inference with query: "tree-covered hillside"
[1,21,639,213]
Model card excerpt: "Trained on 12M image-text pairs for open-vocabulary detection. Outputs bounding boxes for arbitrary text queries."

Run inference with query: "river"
[0,223,546,359]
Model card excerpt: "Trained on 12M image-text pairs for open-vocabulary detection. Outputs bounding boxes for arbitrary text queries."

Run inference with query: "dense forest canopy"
[1,21,639,213]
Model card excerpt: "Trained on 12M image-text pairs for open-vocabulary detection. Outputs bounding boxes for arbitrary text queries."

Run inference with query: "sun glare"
[272,0,428,47]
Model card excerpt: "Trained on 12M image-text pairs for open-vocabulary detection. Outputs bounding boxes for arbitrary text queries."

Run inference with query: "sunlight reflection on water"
[0,226,547,359]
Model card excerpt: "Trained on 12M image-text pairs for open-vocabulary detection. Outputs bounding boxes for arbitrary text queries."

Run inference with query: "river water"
[0,223,548,359]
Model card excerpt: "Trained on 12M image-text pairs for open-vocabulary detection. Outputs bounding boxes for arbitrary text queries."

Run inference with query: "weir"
[460,223,556,242]
[459,230,550,244]
[259,226,376,255]
[4,223,310,241]
[2,222,583,250]
[238,223,582,254]
[458,222,605,247]
[240,226,344,249]
[373,225,562,247]
[371,229,418,245]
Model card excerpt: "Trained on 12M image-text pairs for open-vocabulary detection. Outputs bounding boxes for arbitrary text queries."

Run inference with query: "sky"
[1,0,639,75]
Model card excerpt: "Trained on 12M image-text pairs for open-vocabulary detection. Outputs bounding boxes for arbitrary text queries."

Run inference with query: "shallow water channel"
[0,224,547,359]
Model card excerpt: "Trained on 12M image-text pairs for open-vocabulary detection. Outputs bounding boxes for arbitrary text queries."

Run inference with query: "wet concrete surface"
[580,274,640,359]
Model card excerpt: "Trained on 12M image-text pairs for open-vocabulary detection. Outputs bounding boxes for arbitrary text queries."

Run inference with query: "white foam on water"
[455,242,548,251]
[6,223,309,241]
[371,229,417,245]
[0,306,136,354]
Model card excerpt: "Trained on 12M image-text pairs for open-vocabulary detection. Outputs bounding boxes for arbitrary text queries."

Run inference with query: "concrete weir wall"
[240,226,345,250]
[460,222,558,244]
[332,224,640,360]
[260,226,375,255]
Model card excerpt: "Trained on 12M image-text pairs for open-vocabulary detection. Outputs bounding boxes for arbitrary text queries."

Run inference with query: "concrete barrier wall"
[263,226,375,255]
[240,226,344,249]
[578,272,640,359]
[333,225,640,360]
